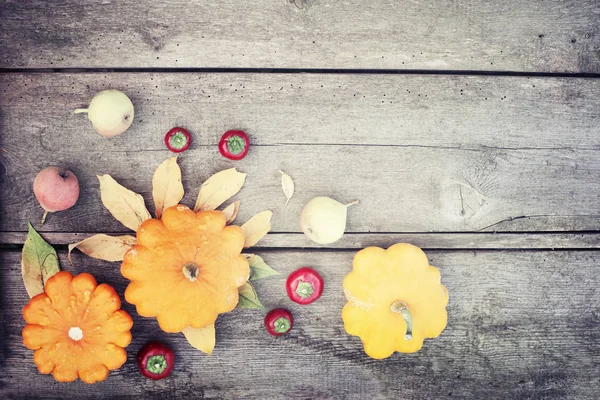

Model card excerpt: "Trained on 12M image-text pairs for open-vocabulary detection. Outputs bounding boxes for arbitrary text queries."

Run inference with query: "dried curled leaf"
[243,254,280,281]
[194,168,246,212]
[182,324,216,355]
[98,174,151,231]
[236,282,264,309]
[222,201,241,224]
[241,210,272,248]
[279,170,294,205]
[68,234,137,263]
[21,223,60,297]
[152,156,184,218]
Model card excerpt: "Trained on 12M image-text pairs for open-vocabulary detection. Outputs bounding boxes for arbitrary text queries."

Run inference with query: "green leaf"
[21,222,60,297]
[244,254,279,281]
[236,282,264,309]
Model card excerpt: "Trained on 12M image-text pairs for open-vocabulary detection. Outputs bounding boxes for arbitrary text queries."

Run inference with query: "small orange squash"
[22,271,133,383]
[121,204,249,333]
[342,243,448,359]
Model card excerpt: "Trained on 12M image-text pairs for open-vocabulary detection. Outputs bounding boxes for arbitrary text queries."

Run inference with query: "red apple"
[33,167,79,223]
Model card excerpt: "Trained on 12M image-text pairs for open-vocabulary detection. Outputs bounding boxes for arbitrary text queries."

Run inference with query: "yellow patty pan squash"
[121,205,249,333]
[342,243,448,359]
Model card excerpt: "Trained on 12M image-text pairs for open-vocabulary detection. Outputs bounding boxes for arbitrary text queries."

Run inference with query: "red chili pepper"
[136,341,175,380]
[286,267,324,305]
[219,130,249,160]
[165,127,191,153]
[264,308,294,336]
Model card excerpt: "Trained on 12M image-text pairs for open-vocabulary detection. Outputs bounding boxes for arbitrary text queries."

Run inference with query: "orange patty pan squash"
[121,205,249,333]
[22,271,133,383]
[342,243,448,359]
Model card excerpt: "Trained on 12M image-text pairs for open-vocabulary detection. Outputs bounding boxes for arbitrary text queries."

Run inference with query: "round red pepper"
[264,308,294,336]
[165,127,191,153]
[219,130,249,160]
[136,341,175,380]
[286,267,324,305]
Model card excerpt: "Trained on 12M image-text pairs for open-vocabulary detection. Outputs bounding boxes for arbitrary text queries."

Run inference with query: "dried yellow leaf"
[279,170,294,205]
[194,168,246,212]
[152,156,184,218]
[222,201,241,224]
[241,210,272,248]
[98,174,151,231]
[182,324,216,355]
[68,234,137,263]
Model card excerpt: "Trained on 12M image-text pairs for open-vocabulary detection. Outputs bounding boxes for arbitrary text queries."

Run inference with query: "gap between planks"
[1,232,599,250]
[2,67,600,79]
[2,0,599,73]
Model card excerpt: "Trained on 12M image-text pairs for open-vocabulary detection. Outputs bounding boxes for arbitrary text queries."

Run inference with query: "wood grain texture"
[1,73,600,234]
[2,232,600,250]
[1,0,599,72]
[1,249,599,399]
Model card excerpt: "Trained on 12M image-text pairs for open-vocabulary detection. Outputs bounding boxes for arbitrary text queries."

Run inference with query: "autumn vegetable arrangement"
[84,158,276,355]
[20,89,449,384]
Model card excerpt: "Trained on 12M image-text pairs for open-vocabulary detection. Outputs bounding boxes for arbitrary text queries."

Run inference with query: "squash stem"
[391,300,413,340]
[182,262,199,282]
[68,326,84,341]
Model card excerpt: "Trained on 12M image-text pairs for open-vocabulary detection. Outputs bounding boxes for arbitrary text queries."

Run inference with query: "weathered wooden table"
[1,1,599,399]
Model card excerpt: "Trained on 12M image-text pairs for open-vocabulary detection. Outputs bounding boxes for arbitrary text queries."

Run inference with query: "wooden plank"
[2,231,600,250]
[1,1,599,72]
[3,73,600,149]
[1,249,599,399]
[1,73,600,233]
[3,143,600,234]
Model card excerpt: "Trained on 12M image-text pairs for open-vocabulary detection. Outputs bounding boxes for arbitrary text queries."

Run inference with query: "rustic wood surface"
[2,250,600,400]
[2,1,600,399]
[1,0,599,72]
[2,73,600,235]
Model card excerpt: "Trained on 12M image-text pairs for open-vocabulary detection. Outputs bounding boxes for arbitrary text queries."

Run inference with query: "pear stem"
[345,200,360,208]
[73,108,88,114]
[41,211,48,224]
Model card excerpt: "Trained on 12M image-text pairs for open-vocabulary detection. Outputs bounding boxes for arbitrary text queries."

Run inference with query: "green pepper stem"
[391,300,413,340]
[227,135,245,155]
[169,131,188,150]
[295,281,315,298]
[146,355,168,375]
[273,316,291,333]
